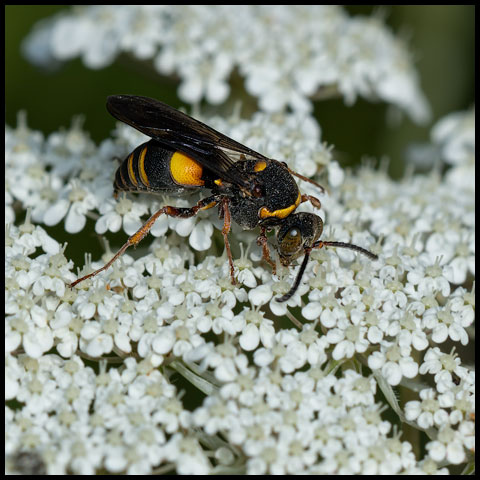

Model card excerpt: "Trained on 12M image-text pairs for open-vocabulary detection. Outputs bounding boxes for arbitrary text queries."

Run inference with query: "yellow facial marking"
[259,192,301,220]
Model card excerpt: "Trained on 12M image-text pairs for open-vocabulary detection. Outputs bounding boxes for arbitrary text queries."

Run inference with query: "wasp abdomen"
[114,140,205,195]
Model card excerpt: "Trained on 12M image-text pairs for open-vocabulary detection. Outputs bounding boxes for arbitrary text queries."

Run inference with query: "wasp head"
[276,212,323,266]
[275,212,377,302]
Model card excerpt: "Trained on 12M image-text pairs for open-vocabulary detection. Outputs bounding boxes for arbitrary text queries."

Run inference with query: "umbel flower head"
[6,102,474,474]
[23,5,429,121]
[6,5,474,475]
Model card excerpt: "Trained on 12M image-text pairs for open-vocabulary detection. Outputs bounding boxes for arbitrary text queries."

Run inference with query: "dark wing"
[107,95,267,191]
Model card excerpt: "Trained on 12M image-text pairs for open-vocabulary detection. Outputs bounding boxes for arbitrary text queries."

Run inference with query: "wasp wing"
[107,95,267,191]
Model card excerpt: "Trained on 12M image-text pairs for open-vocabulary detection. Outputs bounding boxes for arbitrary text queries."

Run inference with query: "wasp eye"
[280,227,303,256]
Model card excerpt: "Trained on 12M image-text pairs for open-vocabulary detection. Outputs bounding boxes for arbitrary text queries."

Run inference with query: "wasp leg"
[257,227,276,275]
[301,194,322,210]
[220,197,237,285]
[70,195,221,288]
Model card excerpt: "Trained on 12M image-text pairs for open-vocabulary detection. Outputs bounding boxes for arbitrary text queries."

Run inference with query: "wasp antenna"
[315,240,378,261]
[276,249,312,302]
[285,167,325,194]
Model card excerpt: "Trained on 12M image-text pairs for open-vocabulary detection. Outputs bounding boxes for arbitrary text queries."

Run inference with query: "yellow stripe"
[259,192,301,220]
[138,146,150,187]
[127,152,138,187]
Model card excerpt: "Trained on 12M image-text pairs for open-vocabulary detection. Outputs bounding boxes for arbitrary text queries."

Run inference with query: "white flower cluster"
[23,5,429,120]
[5,103,474,473]
[432,106,475,193]
[6,7,474,473]
[194,368,416,475]
[6,354,210,474]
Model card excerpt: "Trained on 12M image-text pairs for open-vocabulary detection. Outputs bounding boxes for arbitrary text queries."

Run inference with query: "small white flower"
[44,184,97,234]
[368,342,419,386]
[205,342,249,382]
[163,434,211,474]
[432,107,475,167]
[426,426,466,465]
[23,327,54,359]
[96,196,148,235]
[404,388,451,429]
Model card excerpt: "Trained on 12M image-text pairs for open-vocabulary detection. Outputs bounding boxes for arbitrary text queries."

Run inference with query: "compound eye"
[279,227,303,256]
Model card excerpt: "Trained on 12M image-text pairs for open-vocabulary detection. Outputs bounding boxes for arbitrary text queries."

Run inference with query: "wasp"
[70,95,377,301]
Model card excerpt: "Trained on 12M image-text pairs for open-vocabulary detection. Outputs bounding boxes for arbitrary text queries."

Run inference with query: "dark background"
[5,6,475,178]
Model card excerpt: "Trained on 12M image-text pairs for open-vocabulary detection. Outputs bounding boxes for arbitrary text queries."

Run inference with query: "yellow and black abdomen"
[114,140,206,195]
